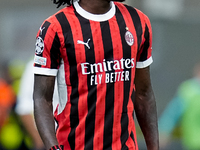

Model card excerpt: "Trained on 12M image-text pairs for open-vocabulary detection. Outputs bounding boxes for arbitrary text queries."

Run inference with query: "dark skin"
[33,75,57,149]
[79,0,125,14]
[33,0,159,149]
[134,67,159,150]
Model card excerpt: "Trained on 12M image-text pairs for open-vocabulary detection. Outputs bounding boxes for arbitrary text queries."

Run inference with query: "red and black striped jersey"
[33,1,153,150]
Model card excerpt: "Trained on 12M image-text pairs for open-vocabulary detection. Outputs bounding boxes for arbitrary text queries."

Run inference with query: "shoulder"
[114,2,151,25]
[36,5,74,40]
[43,5,74,29]
[48,5,74,20]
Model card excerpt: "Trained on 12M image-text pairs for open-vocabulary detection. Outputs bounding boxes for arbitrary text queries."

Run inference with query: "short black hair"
[53,0,72,8]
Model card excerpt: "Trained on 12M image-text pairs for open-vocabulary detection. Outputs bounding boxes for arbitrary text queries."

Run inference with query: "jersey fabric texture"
[33,1,153,150]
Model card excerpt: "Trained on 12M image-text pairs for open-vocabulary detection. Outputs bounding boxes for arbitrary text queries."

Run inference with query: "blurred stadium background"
[0,0,200,149]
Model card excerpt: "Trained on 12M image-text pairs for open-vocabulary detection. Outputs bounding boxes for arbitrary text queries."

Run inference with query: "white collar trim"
[73,1,116,22]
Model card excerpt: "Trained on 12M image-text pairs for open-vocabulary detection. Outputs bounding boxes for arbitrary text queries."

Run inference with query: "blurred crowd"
[0,57,60,150]
[1,58,200,150]
[0,59,45,150]
[159,62,200,150]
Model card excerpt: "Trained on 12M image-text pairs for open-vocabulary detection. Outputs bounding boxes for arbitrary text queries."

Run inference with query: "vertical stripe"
[56,145,59,149]
[42,25,58,69]
[120,9,142,148]
[60,145,64,150]
[115,7,131,150]
[35,21,51,68]
[90,20,106,150]
[116,3,142,149]
[124,5,143,53]
[75,13,97,150]
[100,21,114,150]
[38,21,50,40]
[56,12,79,150]
[130,91,137,149]
[132,8,153,62]
[108,16,123,150]
[130,132,135,143]
[139,25,150,61]
[53,13,72,149]
[50,33,61,69]
[38,21,51,59]
[118,2,143,146]
[65,11,90,150]
[145,17,153,60]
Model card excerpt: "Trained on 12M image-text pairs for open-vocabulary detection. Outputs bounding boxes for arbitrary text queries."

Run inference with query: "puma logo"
[39,27,45,35]
[77,39,91,49]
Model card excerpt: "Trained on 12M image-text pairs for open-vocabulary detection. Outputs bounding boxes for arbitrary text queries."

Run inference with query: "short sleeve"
[33,20,61,76]
[136,14,153,68]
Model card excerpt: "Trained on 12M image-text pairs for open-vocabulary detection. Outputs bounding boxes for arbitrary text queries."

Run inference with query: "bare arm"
[134,67,159,150]
[33,74,58,150]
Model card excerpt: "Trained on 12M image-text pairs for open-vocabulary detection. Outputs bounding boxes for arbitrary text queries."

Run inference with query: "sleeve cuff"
[136,56,153,68]
[33,67,58,76]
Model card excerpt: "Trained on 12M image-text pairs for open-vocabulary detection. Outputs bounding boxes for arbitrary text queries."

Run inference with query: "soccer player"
[33,0,159,150]
[159,62,200,150]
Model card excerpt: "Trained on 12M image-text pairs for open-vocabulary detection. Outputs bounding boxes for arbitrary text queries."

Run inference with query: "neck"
[78,0,112,14]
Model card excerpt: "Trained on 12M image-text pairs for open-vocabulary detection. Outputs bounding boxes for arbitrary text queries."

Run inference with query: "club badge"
[125,27,134,46]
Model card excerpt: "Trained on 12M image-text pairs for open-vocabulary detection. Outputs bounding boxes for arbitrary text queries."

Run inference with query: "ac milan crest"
[125,30,134,46]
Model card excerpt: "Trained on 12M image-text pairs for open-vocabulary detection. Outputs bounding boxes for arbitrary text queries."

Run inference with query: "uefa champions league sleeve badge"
[35,36,44,55]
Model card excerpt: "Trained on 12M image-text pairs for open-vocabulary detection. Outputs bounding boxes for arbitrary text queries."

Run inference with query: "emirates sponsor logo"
[81,58,135,85]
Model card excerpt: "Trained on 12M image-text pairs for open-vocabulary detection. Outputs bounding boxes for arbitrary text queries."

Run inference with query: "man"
[0,79,15,128]
[33,0,159,150]
[159,62,200,150]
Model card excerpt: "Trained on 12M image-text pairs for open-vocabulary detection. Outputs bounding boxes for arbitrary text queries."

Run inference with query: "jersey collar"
[73,1,116,22]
